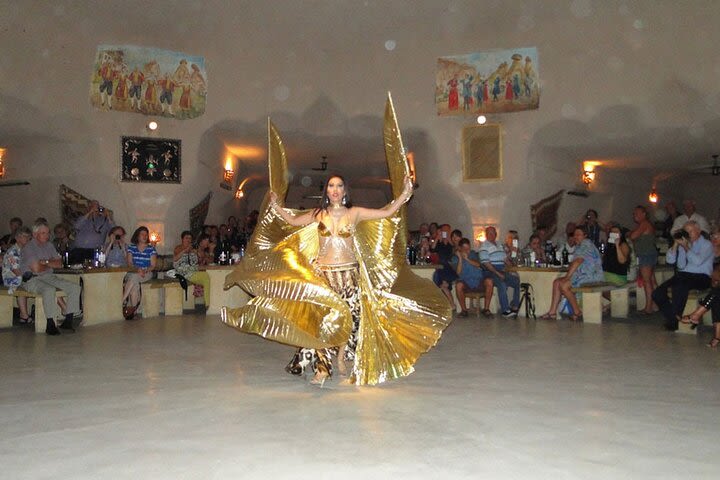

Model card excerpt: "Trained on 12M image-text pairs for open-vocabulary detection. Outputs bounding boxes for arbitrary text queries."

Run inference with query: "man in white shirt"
[671,199,710,234]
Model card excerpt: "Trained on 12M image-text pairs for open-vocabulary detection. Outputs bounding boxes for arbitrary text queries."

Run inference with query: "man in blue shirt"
[479,226,521,317]
[652,221,714,331]
[451,238,489,317]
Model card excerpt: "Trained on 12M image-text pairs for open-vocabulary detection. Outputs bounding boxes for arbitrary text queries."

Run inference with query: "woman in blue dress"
[540,226,603,321]
[122,226,157,318]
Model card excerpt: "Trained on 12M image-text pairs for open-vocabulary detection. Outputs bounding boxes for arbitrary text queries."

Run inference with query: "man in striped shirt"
[479,226,520,317]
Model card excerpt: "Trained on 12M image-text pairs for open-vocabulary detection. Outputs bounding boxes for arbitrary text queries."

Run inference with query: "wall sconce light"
[648,188,658,204]
[477,115,487,125]
[582,161,598,185]
[149,231,160,245]
[146,120,159,132]
[582,170,595,184]
[235,177,250,200]
[475,227,487,244]
[0,148,6,179]
[223,156,235,183]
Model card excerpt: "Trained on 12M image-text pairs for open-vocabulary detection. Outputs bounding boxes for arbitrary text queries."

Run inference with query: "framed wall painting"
[121,136,181,183]
[436,47,539,116]
[461,124,502,181]
[91,45,207,119]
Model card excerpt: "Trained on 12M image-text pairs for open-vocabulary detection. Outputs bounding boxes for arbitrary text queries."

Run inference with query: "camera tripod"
[517,282,536,319]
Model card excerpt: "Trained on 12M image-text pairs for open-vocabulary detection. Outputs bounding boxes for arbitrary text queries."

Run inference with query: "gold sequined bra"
[317,219,356,266]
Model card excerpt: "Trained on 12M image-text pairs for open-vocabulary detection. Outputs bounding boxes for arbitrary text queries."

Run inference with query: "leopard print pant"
[285,266,360,378]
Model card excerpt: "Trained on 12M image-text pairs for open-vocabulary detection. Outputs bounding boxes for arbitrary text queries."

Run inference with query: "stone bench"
[571,282,634,324]
[140,279,184,317]
[0,287,66,332]
[463,290,486,317]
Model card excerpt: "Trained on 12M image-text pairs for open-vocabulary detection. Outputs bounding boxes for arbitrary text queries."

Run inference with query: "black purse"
[176,274,189,300]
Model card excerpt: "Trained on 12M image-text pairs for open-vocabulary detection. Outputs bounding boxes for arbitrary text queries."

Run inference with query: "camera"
[115,234,121,240]
[98,206,105,213]
[672,230,690,241]
[441,231,448,239]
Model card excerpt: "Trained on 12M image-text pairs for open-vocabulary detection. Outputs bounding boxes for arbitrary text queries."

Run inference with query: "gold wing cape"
[222,93,452,385]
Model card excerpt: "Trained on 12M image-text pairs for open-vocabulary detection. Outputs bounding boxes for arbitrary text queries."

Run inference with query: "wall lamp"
[224,156,235,183]
[648,188,658,204]
[582,161,599,185]
[0,147,6,179]
[235,177,250,200]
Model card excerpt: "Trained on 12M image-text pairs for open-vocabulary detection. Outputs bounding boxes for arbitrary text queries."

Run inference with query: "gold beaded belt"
[315,262,359,273]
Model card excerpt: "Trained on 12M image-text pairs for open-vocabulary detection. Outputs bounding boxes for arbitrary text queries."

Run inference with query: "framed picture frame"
[120,136,181,183]
[461,124,502,181]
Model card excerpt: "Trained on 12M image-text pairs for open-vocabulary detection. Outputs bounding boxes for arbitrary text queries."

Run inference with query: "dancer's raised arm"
[268,191,316,226]
[353,176,413,222]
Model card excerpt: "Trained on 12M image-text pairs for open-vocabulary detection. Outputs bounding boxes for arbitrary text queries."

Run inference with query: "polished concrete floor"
[1,311,719,479]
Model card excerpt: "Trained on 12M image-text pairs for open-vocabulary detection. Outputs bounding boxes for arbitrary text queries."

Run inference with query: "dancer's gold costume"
[221,94,452,385]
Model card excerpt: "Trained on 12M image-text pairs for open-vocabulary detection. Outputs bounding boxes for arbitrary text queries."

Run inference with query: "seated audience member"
[418,236,431,262]
[451,229,462,248]
[451,238,490,317]
[671,199,710,234]
[71,200,115,264]
[196,233,215,265]
[409,222,430,250]
[430,225,460,305]
[104,226,128,267]
[2,227,33,323]
[711,230,720,266]
[523,234,546,264]
[173,231,211,306]
[213,224,233,263]
[122,226,157,319]
[579,209,605,248]
[681,265,720,347]
[534,226,548,245]
[652,220,713,331]
[629,205,658,314]
[603,224,630,286]
[428,222,439,240]
[20,220,82,335]
[52,223,72,255]
[227,215,240,239]
[556,222,578,258]
[479,226,520,317]
[540,226,604,321]
[662,201,680,241]
[503,230,520,266]
[0,217,23,250]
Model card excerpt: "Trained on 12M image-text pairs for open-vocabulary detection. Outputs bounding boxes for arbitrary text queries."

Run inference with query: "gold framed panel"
[461,124,502,181]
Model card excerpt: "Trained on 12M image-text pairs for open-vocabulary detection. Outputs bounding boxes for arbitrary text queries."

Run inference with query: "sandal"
[570,313,583,322]
[18,316,31,324]
[481,309,494,318]
[681,315,700,330]
[539,312,556,320]
[707,337,720,349]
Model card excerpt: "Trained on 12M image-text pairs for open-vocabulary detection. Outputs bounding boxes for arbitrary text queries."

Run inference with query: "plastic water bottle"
[97,250,106,267]
[93,248,100,267]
